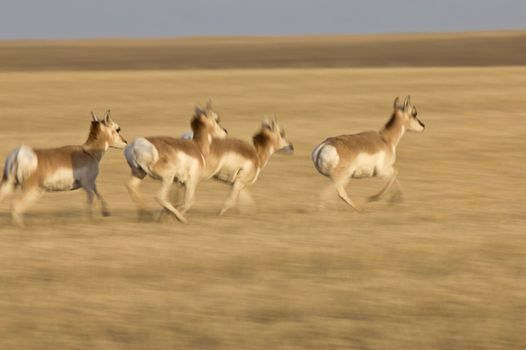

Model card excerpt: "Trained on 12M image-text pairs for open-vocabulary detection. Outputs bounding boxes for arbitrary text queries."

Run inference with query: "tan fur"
[312,96,425,211]
[0,111,127,226]
[146,137,205,175]
[204,117,294,216]
[124,102,227,223]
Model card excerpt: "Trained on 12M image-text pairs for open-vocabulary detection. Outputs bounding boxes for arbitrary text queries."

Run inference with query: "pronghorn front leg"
[218,181,246,216]
[368,169,399,203]
[12,187,42,227]
[156,177,187,224]
[178,179,198,214]
[93,186,110,216]
[85,189,95,219]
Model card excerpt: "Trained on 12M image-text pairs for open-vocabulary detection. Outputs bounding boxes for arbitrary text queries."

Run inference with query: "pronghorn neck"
[253,132,274,169]
[82,122,108,161]
[192,126,211,157]
[380,113,406,149]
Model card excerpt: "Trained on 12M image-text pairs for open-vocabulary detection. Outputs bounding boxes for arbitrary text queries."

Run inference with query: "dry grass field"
[1,33,526,349]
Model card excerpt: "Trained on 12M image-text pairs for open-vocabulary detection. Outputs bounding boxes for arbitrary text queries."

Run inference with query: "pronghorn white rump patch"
[42,167,76,191]
[124,138,159,176]
[313,144,340,176]
[3,145,38,184]
[180,130,193,140]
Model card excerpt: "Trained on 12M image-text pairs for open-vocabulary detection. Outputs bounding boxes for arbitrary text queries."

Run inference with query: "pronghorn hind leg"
[159,182,185,221]
[126,175,152,221]
[156,178,187,224]
[218,181,245,216]
[317,184,336,211]
[388,178,404,205]
[12,187,42,227]
[368,169,399,203]
[0,179,15,203]
[335,180,362,212]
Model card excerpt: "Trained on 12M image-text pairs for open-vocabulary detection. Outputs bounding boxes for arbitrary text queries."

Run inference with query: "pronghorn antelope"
[311,96,425,211]
[124,102,228,223]
[204,116,294,216]
[0,110,127,226]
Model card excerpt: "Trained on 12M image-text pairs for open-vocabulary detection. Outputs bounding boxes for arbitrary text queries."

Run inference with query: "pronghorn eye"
[116,127,121,132]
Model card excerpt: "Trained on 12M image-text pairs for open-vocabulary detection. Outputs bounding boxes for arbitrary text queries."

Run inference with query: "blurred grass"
[0,41,526,349]
[1,31,525,71]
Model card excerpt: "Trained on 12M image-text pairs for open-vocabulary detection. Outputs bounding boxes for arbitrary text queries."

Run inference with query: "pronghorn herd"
[0,96,424,227]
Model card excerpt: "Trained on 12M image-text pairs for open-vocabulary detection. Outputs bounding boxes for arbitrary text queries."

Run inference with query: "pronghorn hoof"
[101,210,111,217]
[138,210,154,222]
[388,192,404,205]
[12,218,25,228]
[367,196,380,203]
[172,213,188,224]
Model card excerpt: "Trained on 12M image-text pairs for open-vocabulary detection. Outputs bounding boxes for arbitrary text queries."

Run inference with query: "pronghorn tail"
[311,142,339,177]
[0,145,38,200]
[124,138,159,177]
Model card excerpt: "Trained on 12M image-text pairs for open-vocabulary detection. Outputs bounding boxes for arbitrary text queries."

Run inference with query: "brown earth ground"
[0,33,525,349]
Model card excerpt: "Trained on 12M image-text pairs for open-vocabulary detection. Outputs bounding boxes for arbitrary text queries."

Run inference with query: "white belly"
[350,151,389,178]
[43,168,77,191]
[170,151,201,183]
[214,152,253,183]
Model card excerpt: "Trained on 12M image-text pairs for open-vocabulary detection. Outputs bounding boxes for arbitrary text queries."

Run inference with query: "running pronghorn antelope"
[311,96,425,211]
[204,116,294,216]
[124,102,228,223]
[0,110,128,226]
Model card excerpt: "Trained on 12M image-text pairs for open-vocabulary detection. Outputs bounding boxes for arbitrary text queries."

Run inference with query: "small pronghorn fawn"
[204,116,294,216]
[124,102,228,223]
[0,110,127,226]
[311,96,425,211]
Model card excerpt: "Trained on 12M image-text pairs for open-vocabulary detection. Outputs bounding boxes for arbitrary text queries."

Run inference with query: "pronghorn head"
[393,95,425,133]
[192,100,228,140]
[256,116,294,155]
[90,110,128,149]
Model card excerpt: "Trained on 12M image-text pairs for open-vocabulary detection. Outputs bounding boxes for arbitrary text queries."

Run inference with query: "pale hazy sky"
[0,0,524,40]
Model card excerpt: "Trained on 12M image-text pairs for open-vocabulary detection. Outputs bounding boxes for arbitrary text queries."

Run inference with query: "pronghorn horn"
[91,111,99,122]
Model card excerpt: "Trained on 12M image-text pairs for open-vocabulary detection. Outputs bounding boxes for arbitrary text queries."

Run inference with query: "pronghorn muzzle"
[277,144,294,155]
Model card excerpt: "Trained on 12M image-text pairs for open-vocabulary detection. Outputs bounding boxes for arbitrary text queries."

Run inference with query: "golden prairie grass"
[0,66,525,349]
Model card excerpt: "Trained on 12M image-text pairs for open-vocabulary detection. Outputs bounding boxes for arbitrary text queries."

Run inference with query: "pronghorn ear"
[91,111,99,122]
[205,99,213,111]
[104,110,112,124]
[262,117,273,130]
[195,106,204,116]
[393,96,403,110]
[404,95,411,110]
